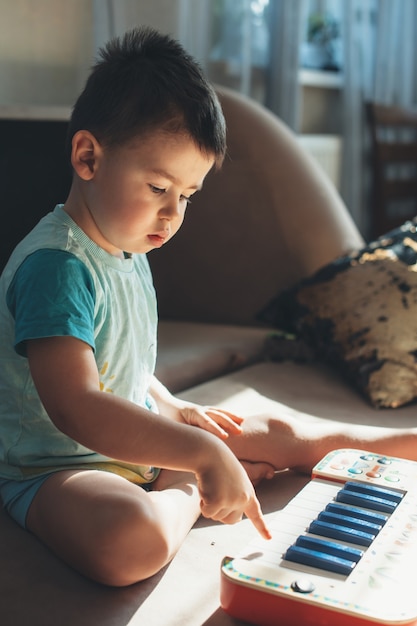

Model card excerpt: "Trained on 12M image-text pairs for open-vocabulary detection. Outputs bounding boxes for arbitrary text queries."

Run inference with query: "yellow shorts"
[0,462,160,529]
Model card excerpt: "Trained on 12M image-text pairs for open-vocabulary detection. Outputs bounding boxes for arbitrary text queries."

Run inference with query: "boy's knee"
[86,500,172,586]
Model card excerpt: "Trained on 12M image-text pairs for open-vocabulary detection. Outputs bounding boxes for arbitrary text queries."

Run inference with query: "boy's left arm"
[149,376,276,485]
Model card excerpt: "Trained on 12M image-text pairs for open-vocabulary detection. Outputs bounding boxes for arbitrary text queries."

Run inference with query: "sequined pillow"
[259,219,417,408]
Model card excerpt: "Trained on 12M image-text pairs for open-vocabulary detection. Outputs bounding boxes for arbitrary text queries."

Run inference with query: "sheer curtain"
[342,0,417,236]
[92,0,211,64]
[265,0,306,131]
[373,0,417,106]
[340,0,376,234]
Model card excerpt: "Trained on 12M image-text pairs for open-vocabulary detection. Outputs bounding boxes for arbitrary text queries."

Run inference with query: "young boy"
[5,25,415,592]
[0,27,272,587]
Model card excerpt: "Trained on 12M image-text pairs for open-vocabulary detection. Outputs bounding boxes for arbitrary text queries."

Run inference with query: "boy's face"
[69,130,215,257]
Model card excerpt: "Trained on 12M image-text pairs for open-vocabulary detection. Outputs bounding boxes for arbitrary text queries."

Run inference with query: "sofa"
[1,86,417,626]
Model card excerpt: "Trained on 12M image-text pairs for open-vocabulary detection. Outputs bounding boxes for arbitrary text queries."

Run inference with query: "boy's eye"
[181,194,192,205]
[149,185,194,205]
[150,185,166,194]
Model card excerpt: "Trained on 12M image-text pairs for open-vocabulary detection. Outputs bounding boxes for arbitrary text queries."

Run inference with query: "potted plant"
[301,12,341,71]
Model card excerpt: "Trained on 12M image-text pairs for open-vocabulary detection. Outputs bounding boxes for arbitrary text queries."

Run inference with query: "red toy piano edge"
[220,559,417,626]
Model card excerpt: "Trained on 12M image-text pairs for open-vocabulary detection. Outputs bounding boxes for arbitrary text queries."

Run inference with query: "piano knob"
[290,578,315,594]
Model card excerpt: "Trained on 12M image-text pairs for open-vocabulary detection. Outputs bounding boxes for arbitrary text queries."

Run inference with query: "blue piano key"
[295,535,363,563]
[343,481,403,504]
[284,545,356,576]
[317,511,382,535]
[325,502,388,526]
[335,490,397,514]
[308,519,375,546]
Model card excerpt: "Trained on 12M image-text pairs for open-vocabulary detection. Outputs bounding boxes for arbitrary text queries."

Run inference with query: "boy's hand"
[178,403,244,439]
[196,442,272,541]
[149,378,242,439]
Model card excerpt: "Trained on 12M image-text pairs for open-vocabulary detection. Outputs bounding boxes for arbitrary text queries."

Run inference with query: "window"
[206,0,271,102]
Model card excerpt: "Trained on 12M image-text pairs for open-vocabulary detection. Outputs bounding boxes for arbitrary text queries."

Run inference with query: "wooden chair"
[366,102,417,238]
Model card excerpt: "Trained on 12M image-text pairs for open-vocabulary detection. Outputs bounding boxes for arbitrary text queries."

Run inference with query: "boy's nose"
[161,197,182,220]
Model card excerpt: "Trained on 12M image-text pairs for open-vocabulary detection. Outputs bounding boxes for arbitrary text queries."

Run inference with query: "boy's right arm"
[27,335,270,539]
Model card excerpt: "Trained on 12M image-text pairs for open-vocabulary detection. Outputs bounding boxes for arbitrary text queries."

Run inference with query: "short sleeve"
[6,249,96,356]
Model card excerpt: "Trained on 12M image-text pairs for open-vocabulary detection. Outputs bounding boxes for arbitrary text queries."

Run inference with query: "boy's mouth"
[148,233,167,247]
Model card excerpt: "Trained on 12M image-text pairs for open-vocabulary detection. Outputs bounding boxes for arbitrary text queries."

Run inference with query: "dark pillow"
[259,219,417,409]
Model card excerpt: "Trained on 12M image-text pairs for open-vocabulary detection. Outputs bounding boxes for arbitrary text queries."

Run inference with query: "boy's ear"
[71,130,102,180]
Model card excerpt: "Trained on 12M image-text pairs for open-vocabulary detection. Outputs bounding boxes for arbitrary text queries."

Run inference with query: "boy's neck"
[63,187,125,260]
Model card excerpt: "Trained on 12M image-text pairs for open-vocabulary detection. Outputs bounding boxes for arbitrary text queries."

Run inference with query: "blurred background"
[0,0,416,240]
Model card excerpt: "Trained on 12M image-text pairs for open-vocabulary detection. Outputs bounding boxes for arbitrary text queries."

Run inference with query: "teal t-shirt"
[0,205,158,481]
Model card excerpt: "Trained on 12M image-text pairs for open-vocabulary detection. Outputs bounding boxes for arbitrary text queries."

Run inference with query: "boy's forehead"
[149,166,204,191]
[126,128,198,151]
[126,131,215,178]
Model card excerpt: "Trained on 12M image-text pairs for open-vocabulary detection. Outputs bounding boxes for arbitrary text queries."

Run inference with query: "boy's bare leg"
[26,468,201,587]
[226,412,417,474]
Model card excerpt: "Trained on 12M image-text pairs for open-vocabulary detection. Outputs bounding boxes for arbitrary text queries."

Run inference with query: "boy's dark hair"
[67,26,226,167]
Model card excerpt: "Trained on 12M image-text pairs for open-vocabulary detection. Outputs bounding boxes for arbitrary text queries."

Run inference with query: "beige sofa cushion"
[180,361,417,425]
[155,321,270,392]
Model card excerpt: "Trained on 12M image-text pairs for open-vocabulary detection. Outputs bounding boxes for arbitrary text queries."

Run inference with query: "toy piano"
[221,449,417,626]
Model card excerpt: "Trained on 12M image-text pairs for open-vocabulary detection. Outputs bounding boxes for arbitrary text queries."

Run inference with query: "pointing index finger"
[245,497,272,540]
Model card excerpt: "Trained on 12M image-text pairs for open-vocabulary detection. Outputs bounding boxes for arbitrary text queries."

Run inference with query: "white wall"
[0,0,93,106]
[0,0,184,108]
